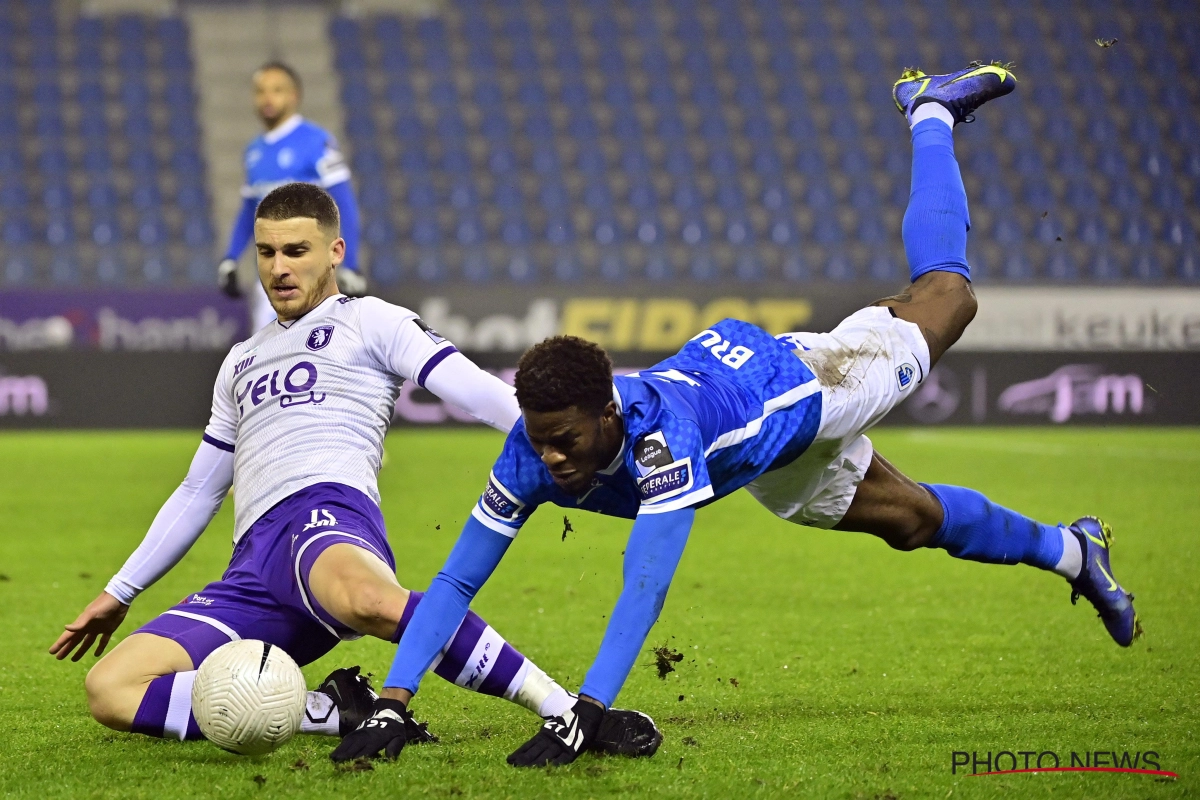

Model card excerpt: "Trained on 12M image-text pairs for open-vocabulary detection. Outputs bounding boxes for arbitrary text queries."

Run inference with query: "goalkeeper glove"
[507,697,604,767]
[217,258,241,298]
[337,268,368,297]
[329,698,412,762]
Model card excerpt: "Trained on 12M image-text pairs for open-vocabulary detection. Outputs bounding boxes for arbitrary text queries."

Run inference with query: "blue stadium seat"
[454,214,484,246]
[545,215,574,245]
[1089,249,1123,281]
[1046,249,1079,281]
[1076,215,1108,245]
[364,214,396,247]
[183,217,213,247]
[410,214,441,247]
[1065,179,1099,211]
[628,180,657,211]
[1164,215,1195,247]
[448,178,478,210]
[1130,250,1164,282]
[176,182,207,212]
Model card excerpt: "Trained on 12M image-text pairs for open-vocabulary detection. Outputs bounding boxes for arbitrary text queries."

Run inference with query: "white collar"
[275,293,344,329]
[263,114,303,144]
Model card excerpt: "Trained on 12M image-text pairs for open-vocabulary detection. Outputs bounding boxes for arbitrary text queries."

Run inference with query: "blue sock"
[924,484,1064,571]
[903,118,972,282]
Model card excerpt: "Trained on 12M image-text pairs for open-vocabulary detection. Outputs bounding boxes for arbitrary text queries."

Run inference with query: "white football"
[191,640,307,755]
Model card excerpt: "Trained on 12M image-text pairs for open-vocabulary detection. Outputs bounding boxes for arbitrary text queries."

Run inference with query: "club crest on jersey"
[481,474,524,522]
[634,431,674,478]
[896,363,916,390]
[307,325,335,351]
[637,457,694,502]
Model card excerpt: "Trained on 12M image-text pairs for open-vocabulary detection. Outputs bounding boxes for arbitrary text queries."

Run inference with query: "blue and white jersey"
[241,115,351,200]
[473,319,824,535]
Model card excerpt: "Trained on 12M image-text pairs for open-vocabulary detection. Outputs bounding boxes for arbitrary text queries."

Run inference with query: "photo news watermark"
[952,750,1178,778]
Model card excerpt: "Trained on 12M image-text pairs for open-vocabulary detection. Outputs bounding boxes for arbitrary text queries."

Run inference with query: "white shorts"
[745,306,931,529]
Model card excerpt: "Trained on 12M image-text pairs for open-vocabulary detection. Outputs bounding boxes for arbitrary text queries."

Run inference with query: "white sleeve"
[423,351,521,433]
[104,440,234,605]
[359,297,520,433]
[203,348,239,450]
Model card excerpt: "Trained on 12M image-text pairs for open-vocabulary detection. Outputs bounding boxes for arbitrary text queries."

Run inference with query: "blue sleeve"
[326,180,360,272]
[579,507,695,707]
[383,515,513,692]
[629,416,714,514]
[223,196,258,261]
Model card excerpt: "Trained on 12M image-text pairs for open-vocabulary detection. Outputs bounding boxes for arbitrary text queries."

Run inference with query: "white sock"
[299,690,340,736]
[164,670,196,741]
[511,662,573,718]
[910,102,955,130]
[1053,527,1083,580]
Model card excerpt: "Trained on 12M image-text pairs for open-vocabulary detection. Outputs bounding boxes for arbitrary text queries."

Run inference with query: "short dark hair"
[256,61,302,95]
[515,336,613,414]
[256,182,340,235]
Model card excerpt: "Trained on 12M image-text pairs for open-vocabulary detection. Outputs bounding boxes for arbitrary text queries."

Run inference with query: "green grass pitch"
[0,428,1196,799]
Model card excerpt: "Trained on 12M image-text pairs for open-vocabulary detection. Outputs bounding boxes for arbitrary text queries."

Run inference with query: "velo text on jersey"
[204,295,457,541]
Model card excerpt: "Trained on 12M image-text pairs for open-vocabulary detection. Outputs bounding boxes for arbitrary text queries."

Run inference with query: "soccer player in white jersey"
[51,183,660,756]
[217,62,367,333]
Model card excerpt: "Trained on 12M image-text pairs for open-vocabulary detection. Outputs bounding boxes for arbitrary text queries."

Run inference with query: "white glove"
[217,258,241,297]
[337,268,368,297]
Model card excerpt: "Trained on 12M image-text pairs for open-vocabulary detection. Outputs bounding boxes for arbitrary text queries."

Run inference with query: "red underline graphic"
[968,767,1179,778]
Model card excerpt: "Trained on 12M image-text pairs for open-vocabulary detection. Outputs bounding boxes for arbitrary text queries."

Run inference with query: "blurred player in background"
[335,63,1142,768]
[217,62,365,332]
[52,184,659,757]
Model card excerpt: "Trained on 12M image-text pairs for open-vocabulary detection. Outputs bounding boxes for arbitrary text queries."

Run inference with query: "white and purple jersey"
[204,293,490,541]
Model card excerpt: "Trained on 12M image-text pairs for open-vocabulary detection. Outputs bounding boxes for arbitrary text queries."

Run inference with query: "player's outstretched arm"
[358,297,521,433]
[332,515,512,762]
[49,439,233,662]
[507,507,694,768]
[423,353,520,432]
[580,507,695,707]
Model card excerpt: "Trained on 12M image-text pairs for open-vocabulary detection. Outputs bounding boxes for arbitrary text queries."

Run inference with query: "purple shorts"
[137,482,394,668]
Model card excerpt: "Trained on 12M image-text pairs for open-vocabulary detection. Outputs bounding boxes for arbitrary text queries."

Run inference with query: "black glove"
[330,698,412,762]
[507,698,604,768]
[217,258,241,298]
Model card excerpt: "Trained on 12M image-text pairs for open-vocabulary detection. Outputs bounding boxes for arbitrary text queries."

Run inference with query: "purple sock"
[392,591,529,699]
[130,672,204,740]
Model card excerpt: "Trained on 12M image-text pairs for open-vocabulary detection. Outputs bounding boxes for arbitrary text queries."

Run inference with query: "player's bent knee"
[84,659,135,730]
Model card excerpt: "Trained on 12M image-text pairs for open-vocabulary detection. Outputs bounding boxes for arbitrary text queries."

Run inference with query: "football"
[191,640,307,755]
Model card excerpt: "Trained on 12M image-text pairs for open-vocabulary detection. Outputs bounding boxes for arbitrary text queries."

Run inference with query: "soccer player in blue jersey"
[333,64,1143,767]
[217,62,364,331]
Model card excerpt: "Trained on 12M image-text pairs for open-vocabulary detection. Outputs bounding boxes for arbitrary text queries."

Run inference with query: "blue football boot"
[1068,517,1142,647]
[892,61,1017,125]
